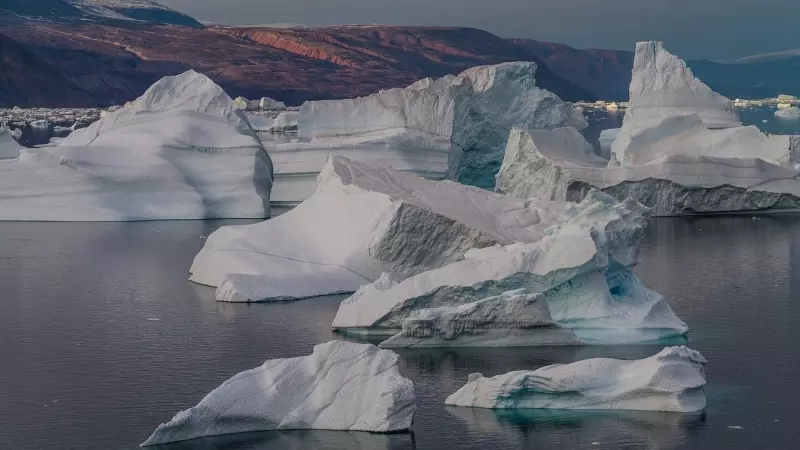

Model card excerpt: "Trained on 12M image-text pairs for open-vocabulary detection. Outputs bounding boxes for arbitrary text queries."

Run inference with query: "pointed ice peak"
[628,41,740,129]
[129,70,240,120]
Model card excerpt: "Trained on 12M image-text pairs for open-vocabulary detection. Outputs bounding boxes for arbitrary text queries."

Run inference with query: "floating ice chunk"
[141,341,416,446]
[333,190,688,346]
[775,106,800,120]
[0,71,273,221]
[246,110,299,132]
[191,155,565,301]
[233,96,249,110]
[0,128,23,159]
[259,97,287,110]
[445,346,706,412]
[598,128,620,159]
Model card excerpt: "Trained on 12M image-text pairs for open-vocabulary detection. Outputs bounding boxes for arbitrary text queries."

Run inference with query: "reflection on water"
[1,216,799,449]
[149,430,416,450]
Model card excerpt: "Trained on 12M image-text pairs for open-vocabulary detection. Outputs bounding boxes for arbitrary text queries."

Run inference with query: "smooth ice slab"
[0,71,273,221]
[141,341,416,446]
[445,346,707,412]
[191,155,569,301]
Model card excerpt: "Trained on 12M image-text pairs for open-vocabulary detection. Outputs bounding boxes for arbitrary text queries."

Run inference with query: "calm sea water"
[1,216,799,450]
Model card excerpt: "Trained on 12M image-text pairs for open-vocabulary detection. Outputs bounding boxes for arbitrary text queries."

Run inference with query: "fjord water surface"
[1,216,799,449]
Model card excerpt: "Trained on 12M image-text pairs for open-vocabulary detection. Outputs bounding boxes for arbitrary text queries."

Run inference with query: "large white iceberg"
[264,62,586,207]
[496,42,800,216]
[333,188,688,347]
[0,71,273,221]
[775,106,800,120]
[141,341,416,446]
[444,346,707,413]
[191,155,566,302]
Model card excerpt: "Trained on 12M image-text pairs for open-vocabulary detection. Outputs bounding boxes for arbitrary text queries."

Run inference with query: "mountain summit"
[0,0,202,26]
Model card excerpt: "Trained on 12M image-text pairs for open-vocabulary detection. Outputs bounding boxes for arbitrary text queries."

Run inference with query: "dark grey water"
[1,217,800,449]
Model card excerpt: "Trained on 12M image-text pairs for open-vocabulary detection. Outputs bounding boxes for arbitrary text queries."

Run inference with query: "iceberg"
[333,189,688,347]
[191,155,565,302]
[775,106,800,120]
[598,127,620,159]
[247,110,299,132]
[444,346,707,413]
[496,42,800,216]
[0,128,22,159]
[259,97,287,110]
[265,62,586,207]
[0,71,273,221]
[141,341,416,446]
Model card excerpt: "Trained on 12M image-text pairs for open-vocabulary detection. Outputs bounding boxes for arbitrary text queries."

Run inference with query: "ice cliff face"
[265,62,585,206]
[0,70,273,221]
[141,341,416,446]
[333,189,688,347]
[445,346,706,412]
[495,42,800,216]
[191,155,567,302]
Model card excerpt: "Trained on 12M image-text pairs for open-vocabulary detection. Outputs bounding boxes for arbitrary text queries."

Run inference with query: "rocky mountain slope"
[0,0,201,26]
[0,32,101,108]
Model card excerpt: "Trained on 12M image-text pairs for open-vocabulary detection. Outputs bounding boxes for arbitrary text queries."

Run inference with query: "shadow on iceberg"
[144,429,415,450]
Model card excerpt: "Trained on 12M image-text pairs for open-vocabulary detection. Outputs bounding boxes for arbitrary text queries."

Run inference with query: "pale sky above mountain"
[158,0,800,60]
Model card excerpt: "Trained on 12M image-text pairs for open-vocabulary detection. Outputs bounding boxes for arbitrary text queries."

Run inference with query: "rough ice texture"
[141,341,416,446]
[0,71,273,221]
[444,346,707,413]
[498,126,800,216]
[266,62,585,206]
[611,41,741,167]
[496,41,800,216]
[598,127,619,159]
[191,155,569,302]
[333,189,688,347]
[0,128,22,159]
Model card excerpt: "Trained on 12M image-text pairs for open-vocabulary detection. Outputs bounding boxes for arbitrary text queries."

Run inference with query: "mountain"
[510,39,633,101]
[0,32,101,107]
[0,22,595,106]
[0,0,202,26]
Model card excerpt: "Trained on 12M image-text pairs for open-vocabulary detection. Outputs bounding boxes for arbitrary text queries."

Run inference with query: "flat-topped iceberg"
[496,42,800,216]
[775,106,800,120]
[445,346,706,412]
[265,62,586,207]
[0,71,273,221]
[333,189,688,347]
[141,341,416,446]
[191,155,568,302]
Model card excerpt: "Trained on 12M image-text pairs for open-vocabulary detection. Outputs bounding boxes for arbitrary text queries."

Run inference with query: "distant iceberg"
[775,106,800,120]
[262,62,586,207]
[141,341,416,446]
[0,128,23,159]
[445,346,706,412]
[495,41,800,216]
[0,71,273,221]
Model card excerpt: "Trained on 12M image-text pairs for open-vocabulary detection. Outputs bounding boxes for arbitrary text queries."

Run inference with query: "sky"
[158,0,800,60]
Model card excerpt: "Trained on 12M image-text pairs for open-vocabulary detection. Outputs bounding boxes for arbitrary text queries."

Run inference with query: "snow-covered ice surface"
[496,41,800,216]
[191,155,566,302]
[141,341,416,446]
[0,71,273,221]
[333,188,688,347]
[264,62,586,207]
[444,346,707,412]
